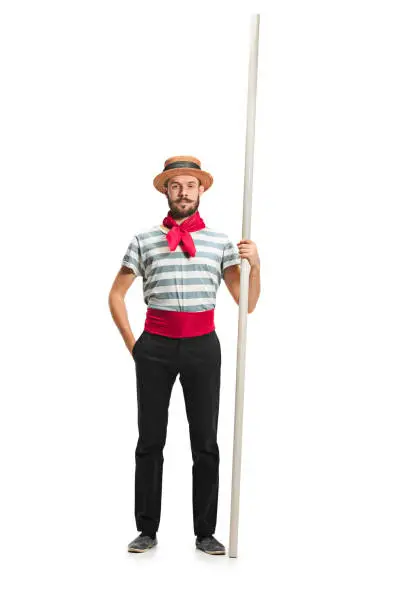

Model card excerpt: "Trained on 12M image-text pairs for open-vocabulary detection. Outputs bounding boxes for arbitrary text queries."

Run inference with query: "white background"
[1,1,407,610]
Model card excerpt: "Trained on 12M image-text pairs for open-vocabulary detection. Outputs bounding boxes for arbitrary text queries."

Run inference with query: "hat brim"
[153,168,213,194]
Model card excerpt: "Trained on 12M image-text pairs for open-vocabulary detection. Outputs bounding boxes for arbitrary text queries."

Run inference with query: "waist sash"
[144,307,215,338]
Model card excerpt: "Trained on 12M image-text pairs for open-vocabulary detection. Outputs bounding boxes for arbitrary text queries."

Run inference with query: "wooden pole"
[228,13,260,559]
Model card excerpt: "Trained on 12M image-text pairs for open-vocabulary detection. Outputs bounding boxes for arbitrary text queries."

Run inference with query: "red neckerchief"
[162,210,206,257]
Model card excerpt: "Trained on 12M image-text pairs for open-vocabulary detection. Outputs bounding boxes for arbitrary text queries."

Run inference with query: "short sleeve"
[221,237,241,278]
[121,235,145,277]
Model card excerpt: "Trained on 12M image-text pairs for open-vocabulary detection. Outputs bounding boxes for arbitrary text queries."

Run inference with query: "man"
[108,156,261,555]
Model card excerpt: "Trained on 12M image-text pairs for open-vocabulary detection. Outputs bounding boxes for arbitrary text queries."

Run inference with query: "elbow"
[109,288,125,305]
[235,299,255,314]
[248,299,259,314]
[235,296,256,313]
[235,293,258,314]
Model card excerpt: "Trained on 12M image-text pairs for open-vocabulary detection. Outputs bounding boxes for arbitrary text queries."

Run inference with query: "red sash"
[144,307,215,338]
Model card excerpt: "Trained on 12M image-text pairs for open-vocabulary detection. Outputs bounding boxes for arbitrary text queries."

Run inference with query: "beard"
[166,193,200,220]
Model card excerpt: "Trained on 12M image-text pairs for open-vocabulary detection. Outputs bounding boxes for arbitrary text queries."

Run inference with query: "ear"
[199,185,205,195]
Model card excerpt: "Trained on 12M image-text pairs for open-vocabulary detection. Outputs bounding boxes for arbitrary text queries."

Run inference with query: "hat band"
[164,161,201,171]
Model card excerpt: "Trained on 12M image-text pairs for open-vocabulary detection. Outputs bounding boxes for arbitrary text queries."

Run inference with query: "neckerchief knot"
[162,210,206,257]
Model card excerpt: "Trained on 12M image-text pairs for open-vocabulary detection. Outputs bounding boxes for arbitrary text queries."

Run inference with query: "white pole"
[228,13,260,559]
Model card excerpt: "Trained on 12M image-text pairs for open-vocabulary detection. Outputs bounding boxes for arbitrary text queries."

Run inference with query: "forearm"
[108,291,135,353]
[248,262,261,313]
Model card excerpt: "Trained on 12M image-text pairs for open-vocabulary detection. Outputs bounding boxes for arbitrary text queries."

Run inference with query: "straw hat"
[153,156,213,194]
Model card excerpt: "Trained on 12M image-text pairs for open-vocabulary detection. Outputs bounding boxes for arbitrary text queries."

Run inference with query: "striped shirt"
[121,224,241,312]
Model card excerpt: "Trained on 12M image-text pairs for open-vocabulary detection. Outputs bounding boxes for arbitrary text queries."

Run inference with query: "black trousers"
[132,329,221,538]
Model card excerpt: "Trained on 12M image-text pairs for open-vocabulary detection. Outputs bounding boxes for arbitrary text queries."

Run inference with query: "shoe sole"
[196,546,226,555]
[128,542,157,553]
[128,543,225,554]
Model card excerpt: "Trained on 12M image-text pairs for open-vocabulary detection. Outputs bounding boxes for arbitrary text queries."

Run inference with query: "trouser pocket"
[132,332,146,357]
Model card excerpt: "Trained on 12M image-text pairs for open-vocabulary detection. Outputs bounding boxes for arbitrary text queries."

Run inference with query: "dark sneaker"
[196,535,226,555]
[128,534,157,553]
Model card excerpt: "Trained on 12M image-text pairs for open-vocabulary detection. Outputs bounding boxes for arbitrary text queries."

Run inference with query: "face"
[164,174,205,221]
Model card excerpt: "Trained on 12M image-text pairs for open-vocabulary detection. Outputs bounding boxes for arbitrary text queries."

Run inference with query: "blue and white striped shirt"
[121,224,241,312]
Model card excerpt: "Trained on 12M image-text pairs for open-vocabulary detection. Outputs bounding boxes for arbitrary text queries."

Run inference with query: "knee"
[136,438,166,458]
[191,439,219,463]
